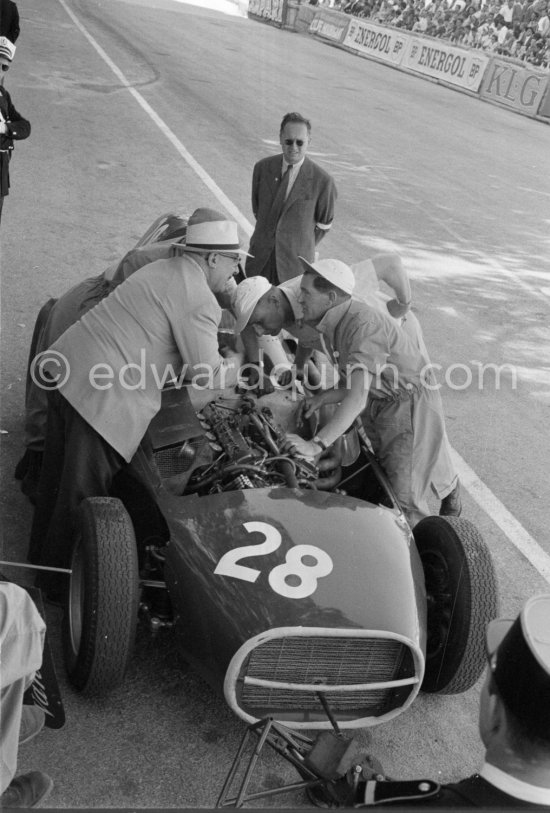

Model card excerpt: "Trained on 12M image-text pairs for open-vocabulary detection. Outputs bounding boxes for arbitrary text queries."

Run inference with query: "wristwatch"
[313,436,328,452]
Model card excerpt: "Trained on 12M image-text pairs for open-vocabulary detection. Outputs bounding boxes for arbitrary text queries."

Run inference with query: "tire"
[62,497,139,695]
[414,516,499,695]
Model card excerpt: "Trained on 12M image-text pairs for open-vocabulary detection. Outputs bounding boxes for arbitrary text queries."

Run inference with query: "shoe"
[439,481,462,517]
[0,772,53,808]
[19,706,46,745]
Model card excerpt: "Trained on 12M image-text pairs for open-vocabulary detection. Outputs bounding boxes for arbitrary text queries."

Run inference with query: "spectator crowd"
[328,0,550,68]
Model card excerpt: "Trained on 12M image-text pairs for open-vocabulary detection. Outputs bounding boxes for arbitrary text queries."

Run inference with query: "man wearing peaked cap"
[233,257,459,528]
[353,594,550,808]
[28,208,247,598]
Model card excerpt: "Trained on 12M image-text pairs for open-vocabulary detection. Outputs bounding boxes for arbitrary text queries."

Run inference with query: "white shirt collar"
[480,762,550,805]
[282,156,305,175]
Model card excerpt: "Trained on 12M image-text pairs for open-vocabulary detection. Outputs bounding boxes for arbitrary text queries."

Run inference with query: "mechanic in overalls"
[232,258,460,526]
[28,209,248,599]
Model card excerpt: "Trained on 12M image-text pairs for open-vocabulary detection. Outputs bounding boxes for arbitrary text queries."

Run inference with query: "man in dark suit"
[353,593,550,808]
[246,112,337,284]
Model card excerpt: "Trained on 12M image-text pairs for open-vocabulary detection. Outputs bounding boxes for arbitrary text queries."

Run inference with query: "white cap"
[232,277,272,334]
[0,37,16,64]
[298,257,355,296]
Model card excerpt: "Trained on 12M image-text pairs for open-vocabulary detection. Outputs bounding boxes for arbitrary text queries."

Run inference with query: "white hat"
[298,257,355,296]
[232,276,272,334]
[0,37,16,64]
[184,208,251,256]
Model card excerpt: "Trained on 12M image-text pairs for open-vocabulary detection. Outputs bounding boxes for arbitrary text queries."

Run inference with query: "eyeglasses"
[1,64,9,72]
[284,139,305,147]
[218,253,240,266]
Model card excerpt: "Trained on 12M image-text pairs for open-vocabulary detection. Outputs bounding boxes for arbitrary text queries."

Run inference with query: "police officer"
[0,36,30,225]
[355,594,550,808]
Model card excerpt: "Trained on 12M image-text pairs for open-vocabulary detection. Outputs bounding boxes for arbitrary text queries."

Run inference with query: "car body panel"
[162,486,427,726]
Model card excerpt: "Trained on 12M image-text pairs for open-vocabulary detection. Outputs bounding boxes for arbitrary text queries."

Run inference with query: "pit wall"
[247,0,550,122]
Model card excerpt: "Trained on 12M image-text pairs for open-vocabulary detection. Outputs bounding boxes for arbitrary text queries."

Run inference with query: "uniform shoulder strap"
[360,778,441,805]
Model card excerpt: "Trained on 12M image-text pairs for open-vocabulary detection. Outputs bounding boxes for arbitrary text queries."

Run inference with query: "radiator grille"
[239,636,415,722]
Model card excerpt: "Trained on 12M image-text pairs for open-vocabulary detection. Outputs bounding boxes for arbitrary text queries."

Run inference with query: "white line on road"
[452,449,550,583]
[57,0,550,586]
[56,0,254,239]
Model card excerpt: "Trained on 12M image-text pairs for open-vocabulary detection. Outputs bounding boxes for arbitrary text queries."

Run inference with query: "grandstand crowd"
[315,0,550,68]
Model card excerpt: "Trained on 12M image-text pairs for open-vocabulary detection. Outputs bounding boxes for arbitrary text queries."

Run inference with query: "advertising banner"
[342,19,408,65]
[480,59,549,116]
[538,83,550,119]
[309,9,350,43]
[248,0,286,24]
[294,4,318,32]
[403,39,488,91]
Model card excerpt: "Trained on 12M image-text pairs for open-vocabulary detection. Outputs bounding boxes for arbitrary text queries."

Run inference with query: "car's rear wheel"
[414,515,498,694]
[62,497,139,695]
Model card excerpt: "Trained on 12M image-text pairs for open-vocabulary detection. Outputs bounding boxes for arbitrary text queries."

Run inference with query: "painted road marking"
[452,450,550,583]
[57,0,550,585]
[56,0,253,238]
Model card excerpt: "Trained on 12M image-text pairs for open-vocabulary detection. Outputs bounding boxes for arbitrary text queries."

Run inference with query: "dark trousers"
[28,389,158,595]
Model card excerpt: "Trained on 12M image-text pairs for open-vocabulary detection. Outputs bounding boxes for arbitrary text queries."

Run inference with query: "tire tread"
[64,497,139,695]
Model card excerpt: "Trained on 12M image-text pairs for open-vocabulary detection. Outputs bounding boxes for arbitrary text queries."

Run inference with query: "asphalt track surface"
[1,0,549,807]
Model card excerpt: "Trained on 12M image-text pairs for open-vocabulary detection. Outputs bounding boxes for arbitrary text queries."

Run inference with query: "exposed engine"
[152,393,342,496]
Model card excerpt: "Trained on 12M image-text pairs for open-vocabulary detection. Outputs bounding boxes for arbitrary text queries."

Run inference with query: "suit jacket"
[246,154,337,283]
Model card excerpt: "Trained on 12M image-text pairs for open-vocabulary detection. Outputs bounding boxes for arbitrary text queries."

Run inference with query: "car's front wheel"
[62,497,139,695]
[414,515,498,694]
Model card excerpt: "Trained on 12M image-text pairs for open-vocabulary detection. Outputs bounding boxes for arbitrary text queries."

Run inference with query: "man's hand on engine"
[282,433,322,459]
[245,364,275,395]
[275,366,303,388]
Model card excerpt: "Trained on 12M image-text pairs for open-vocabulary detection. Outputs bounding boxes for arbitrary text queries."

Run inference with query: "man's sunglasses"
[1,64,10,72]
[284,139,305,147]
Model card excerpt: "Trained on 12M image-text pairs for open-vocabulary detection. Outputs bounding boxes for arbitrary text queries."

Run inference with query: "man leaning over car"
[232,258,460,528]
[16,210,237,503]
[28,208,247,600]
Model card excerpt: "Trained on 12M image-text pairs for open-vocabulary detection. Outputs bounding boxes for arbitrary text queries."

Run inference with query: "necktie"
[268,166,291,227]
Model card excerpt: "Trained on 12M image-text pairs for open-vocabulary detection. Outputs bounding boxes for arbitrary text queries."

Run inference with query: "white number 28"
[214,521,333,600]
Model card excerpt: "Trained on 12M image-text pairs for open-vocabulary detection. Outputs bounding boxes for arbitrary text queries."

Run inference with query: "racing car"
[24,214,498,801]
